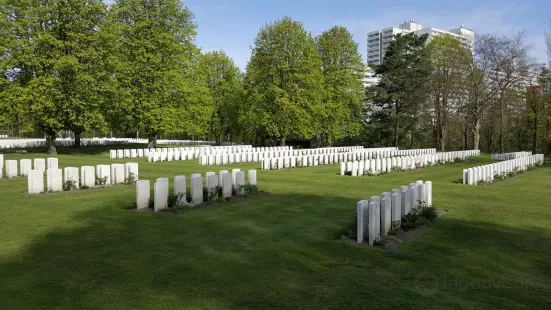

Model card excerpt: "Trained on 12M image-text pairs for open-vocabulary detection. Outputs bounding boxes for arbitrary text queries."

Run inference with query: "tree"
[316,26,365,146]
[0,0,109,153]
[425,35,472,151]
[200,50,243,143]
[108,0,212,148]
[369,33,430,147]
[245,17,324,146]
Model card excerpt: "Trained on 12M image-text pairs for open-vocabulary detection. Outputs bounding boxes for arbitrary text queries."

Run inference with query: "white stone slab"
[63,167,80,189]
[425,181,432,206]
[391,192,401,223]
[136,180,150,210]
[125,162,139,182]
[111,164,125,184]
[154,178,169,212]
[80,166,95,187]
[356,200,369,243]
[96,165,111,185]
[222,173,232,198]
[380,197,392,237]
[47,168,62,192]
[401,187,410,215]
[20,159,32,176]
[231,169,241,190]
[27,169,44,194]
[191,175,203,205]
[368,200,381,246]
[248,169,257,185]
[174,176,186,197]
[33,158,46,174]
[47,158,58,170]
[235,171,245,195]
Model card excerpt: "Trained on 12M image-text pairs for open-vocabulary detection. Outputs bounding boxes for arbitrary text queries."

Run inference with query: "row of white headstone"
[136,169,257,212]
[27,163,139,194]
[340,150,480,176]
[491,152,532,161]
[0,156,58,178]
[201,146,364,166]
[357,180,433,246]
[150,146,297,164]
[111,145,257,159]
[463,154,544,185]
[0,138,217,149]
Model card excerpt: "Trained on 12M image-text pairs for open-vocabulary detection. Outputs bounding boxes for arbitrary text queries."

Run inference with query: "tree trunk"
[499,96,504,153]
[473,119,481,150]
[279,136,286,146]
[147,133,157,148]
[73,130,82,148]
[439,125,446,152]
[394,120,399,147]
[46,133,57,155]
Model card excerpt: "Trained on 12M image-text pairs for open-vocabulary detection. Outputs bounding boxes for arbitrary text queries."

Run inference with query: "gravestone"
[248,169,257,185]
[174,176,186,197]
[391,192,401,222]
[401,187,410,215]
[63,167,80,189]
[20,159,32,176]
[33,158,46,174]
[222,173,232,198]
[109,150,116,159]
[417,182,426,204]
[117,149,124,158]
[340,162,346,175]
[380,197,392,237]
[80,166,95,187]
[125,163,139,182]
[368,200,381,246]
[96,165,111,185]
[231,169,241,190]
[425,181,432,206]
[136,180,150,210]
[27,169,44,194]
[356,200,369,243]
[408,185,418,211]
[190,175,203,205]
[47,168,62,192]
[47,158,58,170]
[235,171,245,195]
[206,174,219,196]
[219,170,229,185]
[111,164,125,184]
[154,178,169,212]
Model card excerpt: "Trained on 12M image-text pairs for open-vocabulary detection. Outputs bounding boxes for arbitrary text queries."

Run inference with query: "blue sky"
[104,0,551,71]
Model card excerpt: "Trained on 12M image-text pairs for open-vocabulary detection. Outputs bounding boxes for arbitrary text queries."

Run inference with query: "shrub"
[390,166,406,173]
[167,193,194,211]
[124,172,136,185]
[400,201,436,231]
[344,170,352,176]
[80,185,90,190]
[63,178,78,191]
[244,184,259,196]
[95,176,108,186]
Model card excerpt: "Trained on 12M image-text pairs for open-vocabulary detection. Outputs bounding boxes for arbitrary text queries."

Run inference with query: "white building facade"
[367,20,475,66]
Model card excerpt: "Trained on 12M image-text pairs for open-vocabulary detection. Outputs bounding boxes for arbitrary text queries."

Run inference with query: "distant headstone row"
[0,156,58,179]
[110,145,257,159]
[491,152,532,161]
[0,138,219,149]
[463,154,544,185]
[261,149,474,171]
[357,180,432,245]
[136,169,257,211]
[27,163,139,194]
[202,146,367,166]
[341,150,480,176]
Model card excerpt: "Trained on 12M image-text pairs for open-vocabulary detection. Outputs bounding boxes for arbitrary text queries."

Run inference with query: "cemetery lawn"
[1,148,551,309]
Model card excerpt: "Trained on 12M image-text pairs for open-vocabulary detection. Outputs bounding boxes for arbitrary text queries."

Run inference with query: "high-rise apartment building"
[366,20,475,66]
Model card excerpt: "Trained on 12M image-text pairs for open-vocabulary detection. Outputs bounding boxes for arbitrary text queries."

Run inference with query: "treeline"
[368,31,551,154]
[1,0,550,154]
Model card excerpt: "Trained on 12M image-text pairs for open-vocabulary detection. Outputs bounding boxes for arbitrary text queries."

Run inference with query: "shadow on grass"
[1,192,551,309]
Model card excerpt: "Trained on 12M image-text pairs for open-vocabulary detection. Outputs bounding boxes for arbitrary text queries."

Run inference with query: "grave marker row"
[463,154,544,185]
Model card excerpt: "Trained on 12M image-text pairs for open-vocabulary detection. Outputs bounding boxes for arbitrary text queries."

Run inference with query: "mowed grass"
[1,147,551,309]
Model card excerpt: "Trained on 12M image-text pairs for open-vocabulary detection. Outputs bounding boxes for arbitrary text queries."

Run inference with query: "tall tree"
[369,33,430,147]
[316,26,365,146]
[245,17,324,146]
[425,35,472,151]
[0,0,109,153]
[108,0,212,147]
[200,50,243,143]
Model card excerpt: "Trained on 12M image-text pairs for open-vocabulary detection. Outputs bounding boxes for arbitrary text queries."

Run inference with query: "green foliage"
[401,201,436,231]
[80,185,90,190]
[243,184,259,196]
[107,0,212,147]
[63,179,78,191]
[167,193,194,212]
[95,176,109,187]
[244,17,324,144]
[316,26,365,144]
[124,172,136,185]
[200,50,243,142]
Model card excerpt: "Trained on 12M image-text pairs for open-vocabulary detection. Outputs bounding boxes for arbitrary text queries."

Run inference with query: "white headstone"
[80,166,95,187]
[154,178,168,212]
[174,176,186,197]
[125,162,139,182]
[380,197,392,237]
[111,164,125,184]
[96,164,111,185]
[20,159,32,176]
[356,200,369,243]
[63,167,80,189]
[222,173,232,198]
[425,181,432,206]
[191,175,203,205]
[368,200,381,246]
[27,169,44,194]
[47,158,58,170]
[33,158,46,174]
[391,192,401,223]
[248,169,257,185]
[46,168,62,192]
[231,169,241,190]
[235,171,245,195]
[136,180,150,210]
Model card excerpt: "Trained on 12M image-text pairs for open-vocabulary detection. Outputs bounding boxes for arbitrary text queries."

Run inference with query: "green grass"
[1,148,551,309]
